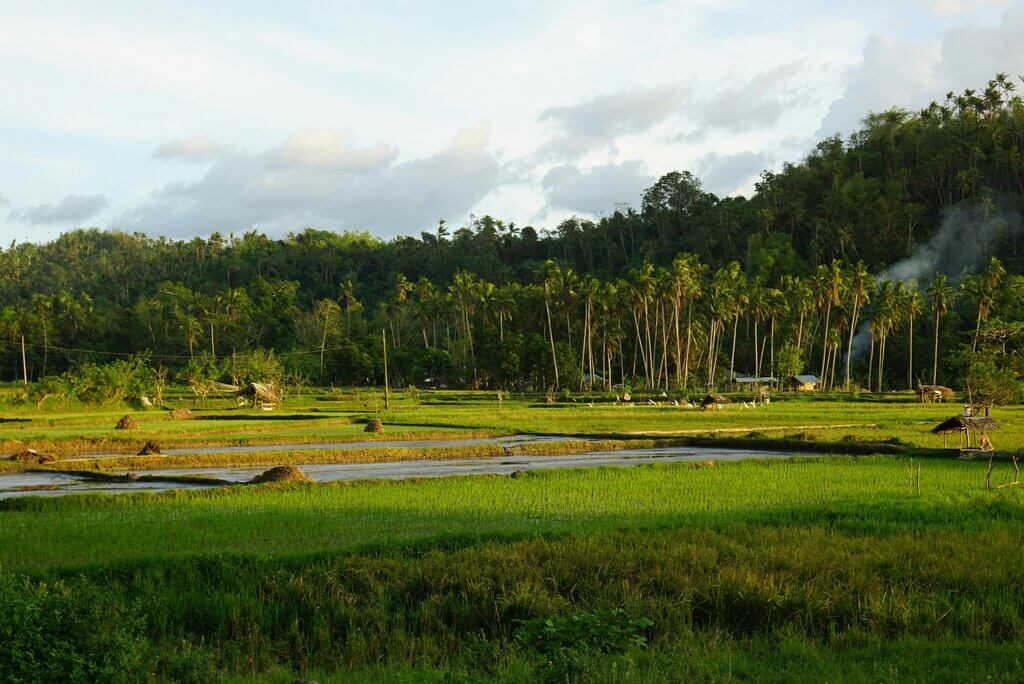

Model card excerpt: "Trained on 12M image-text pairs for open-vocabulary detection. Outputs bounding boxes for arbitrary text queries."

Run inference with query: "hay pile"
[700,393,731,409]
[364,418,384,433]
[137,441,162,456]
[9,449,55,465]
[168,407,194,420]
[115,415,139,430]
[248,465,312,484]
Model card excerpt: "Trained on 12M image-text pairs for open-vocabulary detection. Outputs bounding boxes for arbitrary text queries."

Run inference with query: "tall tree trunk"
[844,301,859,388]
[683,303,693,389]
[932,311,941,385]
[867,335,874,392]
[907,312,914,389]
[673,297,682,388]
[819,302,831,383]
[729,313,739,381]
[545,297,559,390]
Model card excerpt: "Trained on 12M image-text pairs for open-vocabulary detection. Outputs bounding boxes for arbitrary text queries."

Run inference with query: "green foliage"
[0,573,147,683]
[30,356,154,405]
[776,343,804,380]
[179,351,220,400]
[966,352,1021,409]
[226,348,285,387]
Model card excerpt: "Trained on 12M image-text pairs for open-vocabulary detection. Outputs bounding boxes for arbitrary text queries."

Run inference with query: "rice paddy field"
[2,386,1023,681]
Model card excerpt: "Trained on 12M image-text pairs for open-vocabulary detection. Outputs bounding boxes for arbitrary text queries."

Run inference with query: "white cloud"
[817,5,1024,138]
[9,194,107,226]
[686,63,806,135]
[121,123,502,238]
[542,160,654,216]
[696,151,770,196]
[0,193,8,207]
[154,136,225,161]
[271,130,398,171]
[539,84,690,159]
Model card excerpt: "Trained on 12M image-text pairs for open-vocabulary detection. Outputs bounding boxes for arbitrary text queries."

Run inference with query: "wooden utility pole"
[382,328,390,410]
[20,335,28,385]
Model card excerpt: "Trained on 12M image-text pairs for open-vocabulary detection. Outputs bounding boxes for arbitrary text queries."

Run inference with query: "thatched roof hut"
[237,382,281,408]
[931,415,1000,434]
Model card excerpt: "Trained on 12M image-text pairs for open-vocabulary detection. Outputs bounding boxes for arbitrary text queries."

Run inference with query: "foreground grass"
[4,455,1021,572]
[2,456,1023,681]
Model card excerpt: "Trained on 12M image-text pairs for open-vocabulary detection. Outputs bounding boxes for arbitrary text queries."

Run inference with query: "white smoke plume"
[848,199,1021,361]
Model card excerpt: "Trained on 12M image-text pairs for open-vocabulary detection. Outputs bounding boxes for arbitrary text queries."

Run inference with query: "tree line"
[1,74,1024,397]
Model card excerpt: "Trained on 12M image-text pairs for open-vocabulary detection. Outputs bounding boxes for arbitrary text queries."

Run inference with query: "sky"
[1,0,1022,244]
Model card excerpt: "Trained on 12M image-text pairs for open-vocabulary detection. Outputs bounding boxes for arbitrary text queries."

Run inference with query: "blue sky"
[0,0,1020,243]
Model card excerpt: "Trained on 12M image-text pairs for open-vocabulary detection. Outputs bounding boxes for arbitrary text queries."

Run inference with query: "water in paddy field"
[0,445,808,499]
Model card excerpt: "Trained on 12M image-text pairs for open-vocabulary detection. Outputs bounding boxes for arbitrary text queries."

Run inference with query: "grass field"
[2,388,1023,681]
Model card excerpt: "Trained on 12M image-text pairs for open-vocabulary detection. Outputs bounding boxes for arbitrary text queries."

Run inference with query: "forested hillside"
[3,74,1024,396]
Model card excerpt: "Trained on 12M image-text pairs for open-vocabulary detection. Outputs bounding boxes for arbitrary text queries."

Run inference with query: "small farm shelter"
[931,415,999,455]
[729,373,777,388]
[786,375,820,391]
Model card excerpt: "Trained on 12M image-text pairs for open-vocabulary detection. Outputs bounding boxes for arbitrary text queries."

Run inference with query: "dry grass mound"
[249,465,312,485]
[137,441,162,456]
[168,407,194,420]
[115,415,139,430]
[9,449,55,465]
[364,418,384,433]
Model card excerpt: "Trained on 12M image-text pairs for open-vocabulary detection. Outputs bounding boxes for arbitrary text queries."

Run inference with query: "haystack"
[249,465,312,484]
[364,418,385,433]
[137,441,162,456]
[700,393,731,409]
[168,407,194,420]
[115,415,139,430]
[919,385,955,403]
[9,449,55,465]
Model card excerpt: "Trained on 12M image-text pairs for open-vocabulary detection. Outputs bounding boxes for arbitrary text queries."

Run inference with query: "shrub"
[0,573,147,683]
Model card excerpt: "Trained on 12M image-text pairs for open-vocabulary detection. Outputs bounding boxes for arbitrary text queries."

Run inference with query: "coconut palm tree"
[963,257,1006,352]
[540,261,562,390]
[844,261,874,388]
[926,272,956,384]
[815,261,845,385]
[871,281,899,392]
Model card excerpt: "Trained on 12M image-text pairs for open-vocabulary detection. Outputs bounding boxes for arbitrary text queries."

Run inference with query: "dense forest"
[4,74,1024,399]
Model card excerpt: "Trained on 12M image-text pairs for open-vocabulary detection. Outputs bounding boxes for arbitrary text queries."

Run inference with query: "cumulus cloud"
[916,0,1008,17]
[539,64,805,159]
[271,129,398,171]
[818,5,1024,138]
[539,84,690,158]
[685,63,805,136]
[696,151,769,196]
[542,160,654,215]
[122,123,502,237]
[9,194,108,226]
[154,135,225,161]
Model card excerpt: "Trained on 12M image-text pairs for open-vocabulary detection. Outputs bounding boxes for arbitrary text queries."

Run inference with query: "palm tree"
[871,281,898,392]
[720,262,747,382]
[672,254,704,388]
[540,261,562,390]
[963,257,1006,352]
[782,276,814,351]
[844,261,874,388]
[450,271,481,385]
[578,276,600,390]
[926,272,956,384]
[900,282,923,389]
[815,261,845,386]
